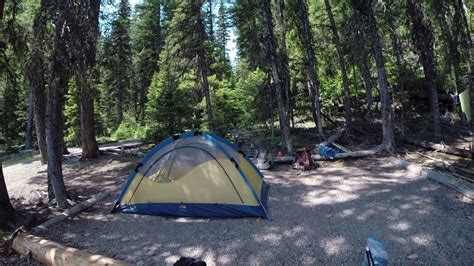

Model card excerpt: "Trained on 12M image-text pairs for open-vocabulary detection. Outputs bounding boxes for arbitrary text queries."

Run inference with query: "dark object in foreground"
[293,149,317,170]
[174,257,207,266]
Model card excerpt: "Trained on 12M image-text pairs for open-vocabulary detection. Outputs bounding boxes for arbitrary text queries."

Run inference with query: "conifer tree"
[131,0,162,122]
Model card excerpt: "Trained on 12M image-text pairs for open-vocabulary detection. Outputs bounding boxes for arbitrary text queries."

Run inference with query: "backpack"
[292,149,317,171]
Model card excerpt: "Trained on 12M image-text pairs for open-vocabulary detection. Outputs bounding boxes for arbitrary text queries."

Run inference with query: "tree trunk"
[278,0,291,119]
[325,0,351,126]
[353,9,373,109]
[437,9,466,122]
[0,5,15,229]
[360,3,395,151]
[207,0,214,42]
[0,161,15,229]
[28,0,50,164]
[386,0,405,134]
[260,0,293,153]
[116,81,124,126]
[25,84,35,150]
[67,0,101,159]
[196,0,214,132]
[407,0,441,137]
[45,2,71,209]
[453,0,473,144]
[297,0,324,137]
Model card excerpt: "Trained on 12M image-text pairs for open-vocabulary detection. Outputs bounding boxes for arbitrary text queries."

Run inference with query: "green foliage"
[64,78,80,146]
[145,63,195,139]
[2,0,474,154]
[0,0,34,151]
[98,0,132,129]
[234,62,269,124]
[111,118,145,140]
[130,0,162,121]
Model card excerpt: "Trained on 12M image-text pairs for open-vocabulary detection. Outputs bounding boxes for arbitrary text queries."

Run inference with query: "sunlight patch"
[320,236,348,256]
[302,189,359,206]
[389,221,411,231]
[411,233,434,246]
[180,246,204,257]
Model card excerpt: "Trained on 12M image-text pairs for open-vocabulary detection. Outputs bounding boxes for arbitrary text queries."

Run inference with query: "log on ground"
[312,148,382,161]
[390,158,474,200]
[11,232,131,266]
[402,138,472,159]
[32,190,115,233]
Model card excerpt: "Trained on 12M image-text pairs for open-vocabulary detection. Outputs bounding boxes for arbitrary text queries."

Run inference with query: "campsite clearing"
[2,151,473,265]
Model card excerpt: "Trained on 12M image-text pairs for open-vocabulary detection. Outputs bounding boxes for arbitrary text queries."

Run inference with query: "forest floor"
[1,137,473,264]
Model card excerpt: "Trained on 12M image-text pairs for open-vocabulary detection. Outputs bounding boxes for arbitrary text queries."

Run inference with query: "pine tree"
[351,0,395,151]
[260,0,292,153]
[131,0,162,122]
[28,0,49,164]
[295,0,324,137]
[106,0,132,127]
[68,0,101,158]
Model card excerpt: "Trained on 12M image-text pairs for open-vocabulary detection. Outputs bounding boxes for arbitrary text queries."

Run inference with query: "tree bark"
[70,0,100,159]
[353,1,395,151]
[28,0,50,164]
[297,0,324,137]
[196,0,214,132]
[386,0,405,134]
[278,0,291,120]
[352,9,373,109]
[407,0,441,137]
[12,233,132,266]
[25,81,35,150]
[260,0,293,153]
[45,1,71,209]
[325,0,351,125]
[0,161,15,229]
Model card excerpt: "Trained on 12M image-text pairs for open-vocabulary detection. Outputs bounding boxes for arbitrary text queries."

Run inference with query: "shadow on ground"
[36,158,473,265]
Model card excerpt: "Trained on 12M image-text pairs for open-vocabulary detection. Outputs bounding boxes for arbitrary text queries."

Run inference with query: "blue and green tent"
[112,131,270,219]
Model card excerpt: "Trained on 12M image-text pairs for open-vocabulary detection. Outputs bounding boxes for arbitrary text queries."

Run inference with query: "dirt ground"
[3,150,472,265]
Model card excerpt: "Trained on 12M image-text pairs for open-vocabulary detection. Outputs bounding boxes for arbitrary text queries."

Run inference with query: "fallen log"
[402,138,472,159]
[312,148,382,161]
[32,190,115,233]
[273,148,383,163]
[273,155,294,164]
[11,232,131,265]
[390,158,474,200]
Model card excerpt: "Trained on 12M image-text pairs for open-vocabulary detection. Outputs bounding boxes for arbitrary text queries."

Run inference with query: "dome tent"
[112,131,270,219]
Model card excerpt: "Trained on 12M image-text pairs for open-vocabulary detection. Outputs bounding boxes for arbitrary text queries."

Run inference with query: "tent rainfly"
[112,131,270,219]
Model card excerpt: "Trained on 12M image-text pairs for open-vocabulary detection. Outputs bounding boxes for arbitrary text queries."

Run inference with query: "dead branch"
[32,190,116,233]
